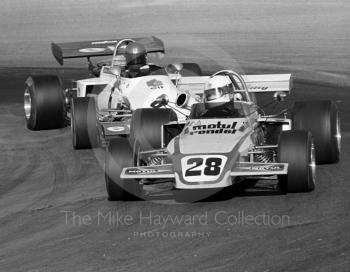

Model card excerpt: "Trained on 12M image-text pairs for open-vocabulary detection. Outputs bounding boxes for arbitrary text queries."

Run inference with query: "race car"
[23,36,202,149]
[105,70,341,202]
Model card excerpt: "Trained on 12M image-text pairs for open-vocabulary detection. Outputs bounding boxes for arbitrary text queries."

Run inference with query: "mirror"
[274,91,287,101]
[166,63,183,74]
[109,66,121,77]
[150,94,169,108]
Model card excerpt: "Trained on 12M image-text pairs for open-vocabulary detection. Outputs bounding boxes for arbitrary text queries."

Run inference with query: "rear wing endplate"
[51,36,165,65]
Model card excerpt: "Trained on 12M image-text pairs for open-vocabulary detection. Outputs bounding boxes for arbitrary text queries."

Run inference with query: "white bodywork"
[76,69,292,123]
[120,70,292,190]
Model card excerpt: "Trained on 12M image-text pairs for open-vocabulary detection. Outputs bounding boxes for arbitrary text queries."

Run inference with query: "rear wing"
[51,36,165,65]
[175,74,292,95]
[242,74,292,93]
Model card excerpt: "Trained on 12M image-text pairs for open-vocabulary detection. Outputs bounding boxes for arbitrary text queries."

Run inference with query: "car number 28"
[181,155,227,182]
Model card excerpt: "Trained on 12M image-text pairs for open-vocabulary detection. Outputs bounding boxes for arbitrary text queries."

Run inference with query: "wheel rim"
[335,112,341,153]
[24,87,32,120]
[309,141,316,185]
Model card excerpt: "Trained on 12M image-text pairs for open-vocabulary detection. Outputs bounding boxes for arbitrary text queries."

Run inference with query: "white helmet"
[203,76,235,109]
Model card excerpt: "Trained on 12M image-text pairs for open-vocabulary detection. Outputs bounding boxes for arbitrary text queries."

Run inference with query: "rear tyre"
[130,108,178,151]
[105,138,142,201]
[180,63,202,76]
[24,75,65,130]
[277,130,316,193]
[71,97,99,149]
[292,100,340,164]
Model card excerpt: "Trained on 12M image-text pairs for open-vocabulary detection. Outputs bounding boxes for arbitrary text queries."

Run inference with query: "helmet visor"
[204,83,234,101]
[127,54,147,66]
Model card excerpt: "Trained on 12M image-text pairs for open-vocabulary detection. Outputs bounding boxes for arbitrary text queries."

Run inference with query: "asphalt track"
[0,1,349,272]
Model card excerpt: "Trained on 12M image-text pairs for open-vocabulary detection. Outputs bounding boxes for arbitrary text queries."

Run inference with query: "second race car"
[24,36,203,149]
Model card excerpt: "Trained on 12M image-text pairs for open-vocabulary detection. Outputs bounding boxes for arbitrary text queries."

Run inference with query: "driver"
[123,42,149,78]
[122,42,167,78]
[197,75,241,118]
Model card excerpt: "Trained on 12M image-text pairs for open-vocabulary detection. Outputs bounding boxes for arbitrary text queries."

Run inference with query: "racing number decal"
[182,155,227,182]
[185,158,203,176]
[204,158,222,175]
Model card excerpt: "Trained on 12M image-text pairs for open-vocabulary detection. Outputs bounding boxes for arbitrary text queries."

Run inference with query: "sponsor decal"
[146,79,164,90]
[106,126,125,132]
[247,85,269,91]
[184,121,237,135]
[79,48,106,53]
[240,165,284,171]
[91,40,119,45]
[126,168,168,175]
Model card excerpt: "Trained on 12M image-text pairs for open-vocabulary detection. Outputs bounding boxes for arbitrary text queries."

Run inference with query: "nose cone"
[177,118,250,154]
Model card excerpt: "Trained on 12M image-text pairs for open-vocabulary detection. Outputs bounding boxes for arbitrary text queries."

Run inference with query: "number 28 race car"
[105,70,341,202]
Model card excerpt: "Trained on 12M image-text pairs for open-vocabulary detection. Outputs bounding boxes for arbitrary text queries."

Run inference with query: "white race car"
[105,70,341,202]
[24,36,203,149]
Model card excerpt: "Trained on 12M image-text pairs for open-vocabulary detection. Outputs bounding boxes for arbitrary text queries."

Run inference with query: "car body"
[121,70,293,190]
[24,36,202,148]
[104,69,341,201]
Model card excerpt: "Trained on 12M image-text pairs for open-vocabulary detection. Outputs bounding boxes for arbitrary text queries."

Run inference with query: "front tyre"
[278,130,316,193]
[130,108,178,151]
[24,75,65,130]
[105,138,142,201]
[71,97,99,149]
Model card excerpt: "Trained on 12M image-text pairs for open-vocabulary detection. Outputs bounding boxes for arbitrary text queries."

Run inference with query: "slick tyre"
[278,130,316,193]
[130,108,177,151]
[292,100,340,164]
[71,97,99,149]
[24,75,65,130]
[105,137,142,201]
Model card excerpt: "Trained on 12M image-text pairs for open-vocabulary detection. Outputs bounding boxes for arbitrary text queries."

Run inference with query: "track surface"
[0,1,349,272]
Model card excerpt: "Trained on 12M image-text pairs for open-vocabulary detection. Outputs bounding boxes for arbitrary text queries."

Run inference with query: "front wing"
[120,162,288,180]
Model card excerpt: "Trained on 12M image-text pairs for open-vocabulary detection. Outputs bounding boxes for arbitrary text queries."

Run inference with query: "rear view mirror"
[274,91,287,101]
[166,63,183,74]
[109,66,121,77]
[150,94,169,108]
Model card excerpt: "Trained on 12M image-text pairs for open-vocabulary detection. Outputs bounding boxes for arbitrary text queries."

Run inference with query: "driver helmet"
[203,75,235,109]
[125,42,147,67]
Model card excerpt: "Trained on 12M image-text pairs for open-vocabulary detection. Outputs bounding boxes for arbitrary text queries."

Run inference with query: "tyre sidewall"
[278,130,315,193]
[292,100,340,164]
[25,75,65,130]
[71,97,99,149]
[105,138,141,201]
